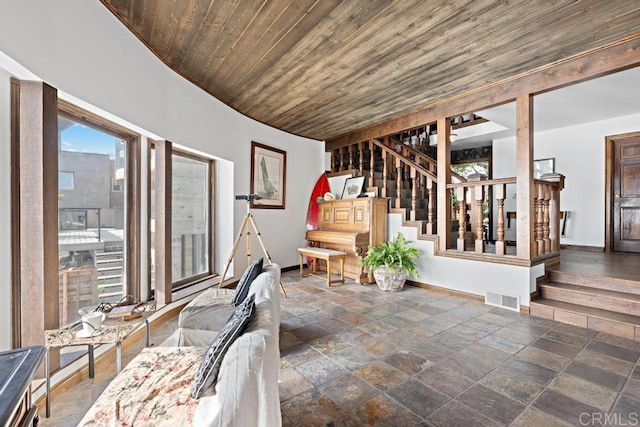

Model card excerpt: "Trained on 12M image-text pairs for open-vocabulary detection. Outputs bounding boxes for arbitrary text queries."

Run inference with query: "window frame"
[170,149,215,290]
[147,144,217,298]
[57,100,141,301]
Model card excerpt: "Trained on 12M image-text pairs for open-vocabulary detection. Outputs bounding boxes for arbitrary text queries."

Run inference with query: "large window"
[148,147,215,294]
[57,111,131,326]
[171,152,212,286]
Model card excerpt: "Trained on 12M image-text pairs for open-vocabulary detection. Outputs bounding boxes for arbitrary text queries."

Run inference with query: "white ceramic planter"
[373,265,406,292]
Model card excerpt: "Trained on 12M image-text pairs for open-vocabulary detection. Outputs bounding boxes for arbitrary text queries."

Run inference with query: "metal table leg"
[145,319,150,347]
[45,347,50,418]
[116,342,122,374]
[88,344,94,378]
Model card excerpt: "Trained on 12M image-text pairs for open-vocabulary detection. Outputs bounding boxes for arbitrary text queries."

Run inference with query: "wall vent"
[485,291,520,312]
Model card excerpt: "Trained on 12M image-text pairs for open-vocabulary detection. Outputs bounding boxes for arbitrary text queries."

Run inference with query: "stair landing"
[531,249,640,341]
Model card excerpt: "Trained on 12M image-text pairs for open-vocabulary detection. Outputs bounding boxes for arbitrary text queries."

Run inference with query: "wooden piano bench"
[297,247,346,287]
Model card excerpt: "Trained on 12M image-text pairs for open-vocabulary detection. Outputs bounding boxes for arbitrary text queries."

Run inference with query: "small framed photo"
[534,158,555,179]
[250,141,286,209]
[341,176,365,199]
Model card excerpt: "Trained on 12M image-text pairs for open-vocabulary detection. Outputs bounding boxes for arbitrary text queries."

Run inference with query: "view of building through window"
[171,154,210,284]
[57,115,127,327]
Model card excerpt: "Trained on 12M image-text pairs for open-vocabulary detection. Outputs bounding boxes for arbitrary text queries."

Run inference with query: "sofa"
[78,263,282,426]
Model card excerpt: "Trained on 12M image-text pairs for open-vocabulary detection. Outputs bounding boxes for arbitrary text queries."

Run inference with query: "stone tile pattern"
[44,271,640,426]
[278,272,640,426]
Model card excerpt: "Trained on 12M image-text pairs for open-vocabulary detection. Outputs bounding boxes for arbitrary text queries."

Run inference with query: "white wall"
[0,1,324,349]
[389,214,541,307]
[493,112,640,247]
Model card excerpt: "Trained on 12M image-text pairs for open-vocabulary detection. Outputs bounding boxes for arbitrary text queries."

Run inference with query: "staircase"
[95,250,124,301]
[530,268,640,341]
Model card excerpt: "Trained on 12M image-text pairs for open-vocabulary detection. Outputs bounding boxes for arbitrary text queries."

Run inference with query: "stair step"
[96,251,123,257]
[97,266,122,273]
[99,282,123,290]
[548,270,640,295]
[97,274,122,281]
[530,298,640,341]
[540,282,640,316]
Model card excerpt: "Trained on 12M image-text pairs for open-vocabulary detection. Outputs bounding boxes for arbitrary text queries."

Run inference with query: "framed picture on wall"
[250,141,287,209]
[534,158,555,179]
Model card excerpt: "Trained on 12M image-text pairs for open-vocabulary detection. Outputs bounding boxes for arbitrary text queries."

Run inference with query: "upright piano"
[306,198,388,283]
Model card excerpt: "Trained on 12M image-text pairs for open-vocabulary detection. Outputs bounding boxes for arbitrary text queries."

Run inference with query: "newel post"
[436,118,451,251]
[516,95,535,260]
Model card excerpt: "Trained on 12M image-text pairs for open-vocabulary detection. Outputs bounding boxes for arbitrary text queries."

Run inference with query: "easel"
[219,195,287,297]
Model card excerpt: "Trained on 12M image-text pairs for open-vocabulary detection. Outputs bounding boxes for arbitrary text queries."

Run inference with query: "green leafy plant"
[360,232,420,277]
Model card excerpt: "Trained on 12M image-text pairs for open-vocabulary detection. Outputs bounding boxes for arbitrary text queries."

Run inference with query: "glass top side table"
[43,305,154,417]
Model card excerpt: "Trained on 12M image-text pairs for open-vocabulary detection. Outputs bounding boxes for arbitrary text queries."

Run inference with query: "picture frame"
[341,176,365,199]
[250,141,286,209]
[534,158,555,179]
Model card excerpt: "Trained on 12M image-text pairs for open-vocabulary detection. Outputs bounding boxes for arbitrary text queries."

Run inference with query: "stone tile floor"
[278,271,640,426]
[42,269,640,426]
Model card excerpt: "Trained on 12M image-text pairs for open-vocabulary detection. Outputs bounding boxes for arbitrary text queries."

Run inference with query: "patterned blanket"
[78,346,208,426]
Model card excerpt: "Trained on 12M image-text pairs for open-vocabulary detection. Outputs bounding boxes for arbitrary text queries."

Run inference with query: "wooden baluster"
[358,141,364,178]
[368,141,375,189]
[537,186,544,254]
[536,182,545,255]
[348,144,355,171]
[475,184,485,253]
[410,168,417,221]
[495,183,506,256]
[395,157,402,209]
[381,149,388,198]
[344,147,350,171]
[426,178,435,234]
[549,185,559,252]
[542,184,551,253]
[457,186,466,251]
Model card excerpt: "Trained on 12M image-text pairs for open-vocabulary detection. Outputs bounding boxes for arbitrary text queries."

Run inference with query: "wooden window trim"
[10,78,21,348]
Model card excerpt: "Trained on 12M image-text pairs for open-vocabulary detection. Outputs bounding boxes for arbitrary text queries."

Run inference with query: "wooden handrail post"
[395,156,402,209]
[358,141,364,177]
[436,118,452,251]
[475,185,485,253]
[348,144,355,171]
[368,140,375,188]
[426,178,435,234]
[410,167,417,221]
[535,183,544,256]
[542,184,551,253]
[495,183,506,256]
[515,95,535,260]
[457,186,466,251]
[381,148,389,198]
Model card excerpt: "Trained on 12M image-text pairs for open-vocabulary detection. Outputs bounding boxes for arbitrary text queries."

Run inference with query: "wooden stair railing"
[330,139,564,261]
[369,139,437,231]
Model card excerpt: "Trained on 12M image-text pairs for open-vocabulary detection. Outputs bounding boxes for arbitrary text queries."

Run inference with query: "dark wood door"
[613,137,640,252]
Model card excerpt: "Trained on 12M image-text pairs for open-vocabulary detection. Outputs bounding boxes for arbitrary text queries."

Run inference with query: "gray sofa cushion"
[178,288,235,331]
[191,294,256,399]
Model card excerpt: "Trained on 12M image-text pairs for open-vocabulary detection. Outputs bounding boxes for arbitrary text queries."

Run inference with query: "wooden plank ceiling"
[100,0,640,142]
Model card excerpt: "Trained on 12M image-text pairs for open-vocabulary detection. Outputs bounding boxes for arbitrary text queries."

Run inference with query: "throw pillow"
[231,257,263,306]
[191,293,256,399]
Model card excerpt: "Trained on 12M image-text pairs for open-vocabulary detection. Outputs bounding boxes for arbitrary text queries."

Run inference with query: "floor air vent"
[485,291,520,312]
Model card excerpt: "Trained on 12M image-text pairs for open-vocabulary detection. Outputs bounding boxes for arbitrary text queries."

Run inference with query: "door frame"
[604,130,640,252]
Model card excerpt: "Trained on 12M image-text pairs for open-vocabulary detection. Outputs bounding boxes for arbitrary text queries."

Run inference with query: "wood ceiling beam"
[326,34,640,150]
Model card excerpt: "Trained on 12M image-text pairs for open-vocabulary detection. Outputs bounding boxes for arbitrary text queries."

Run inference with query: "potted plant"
[360,232,420,292]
